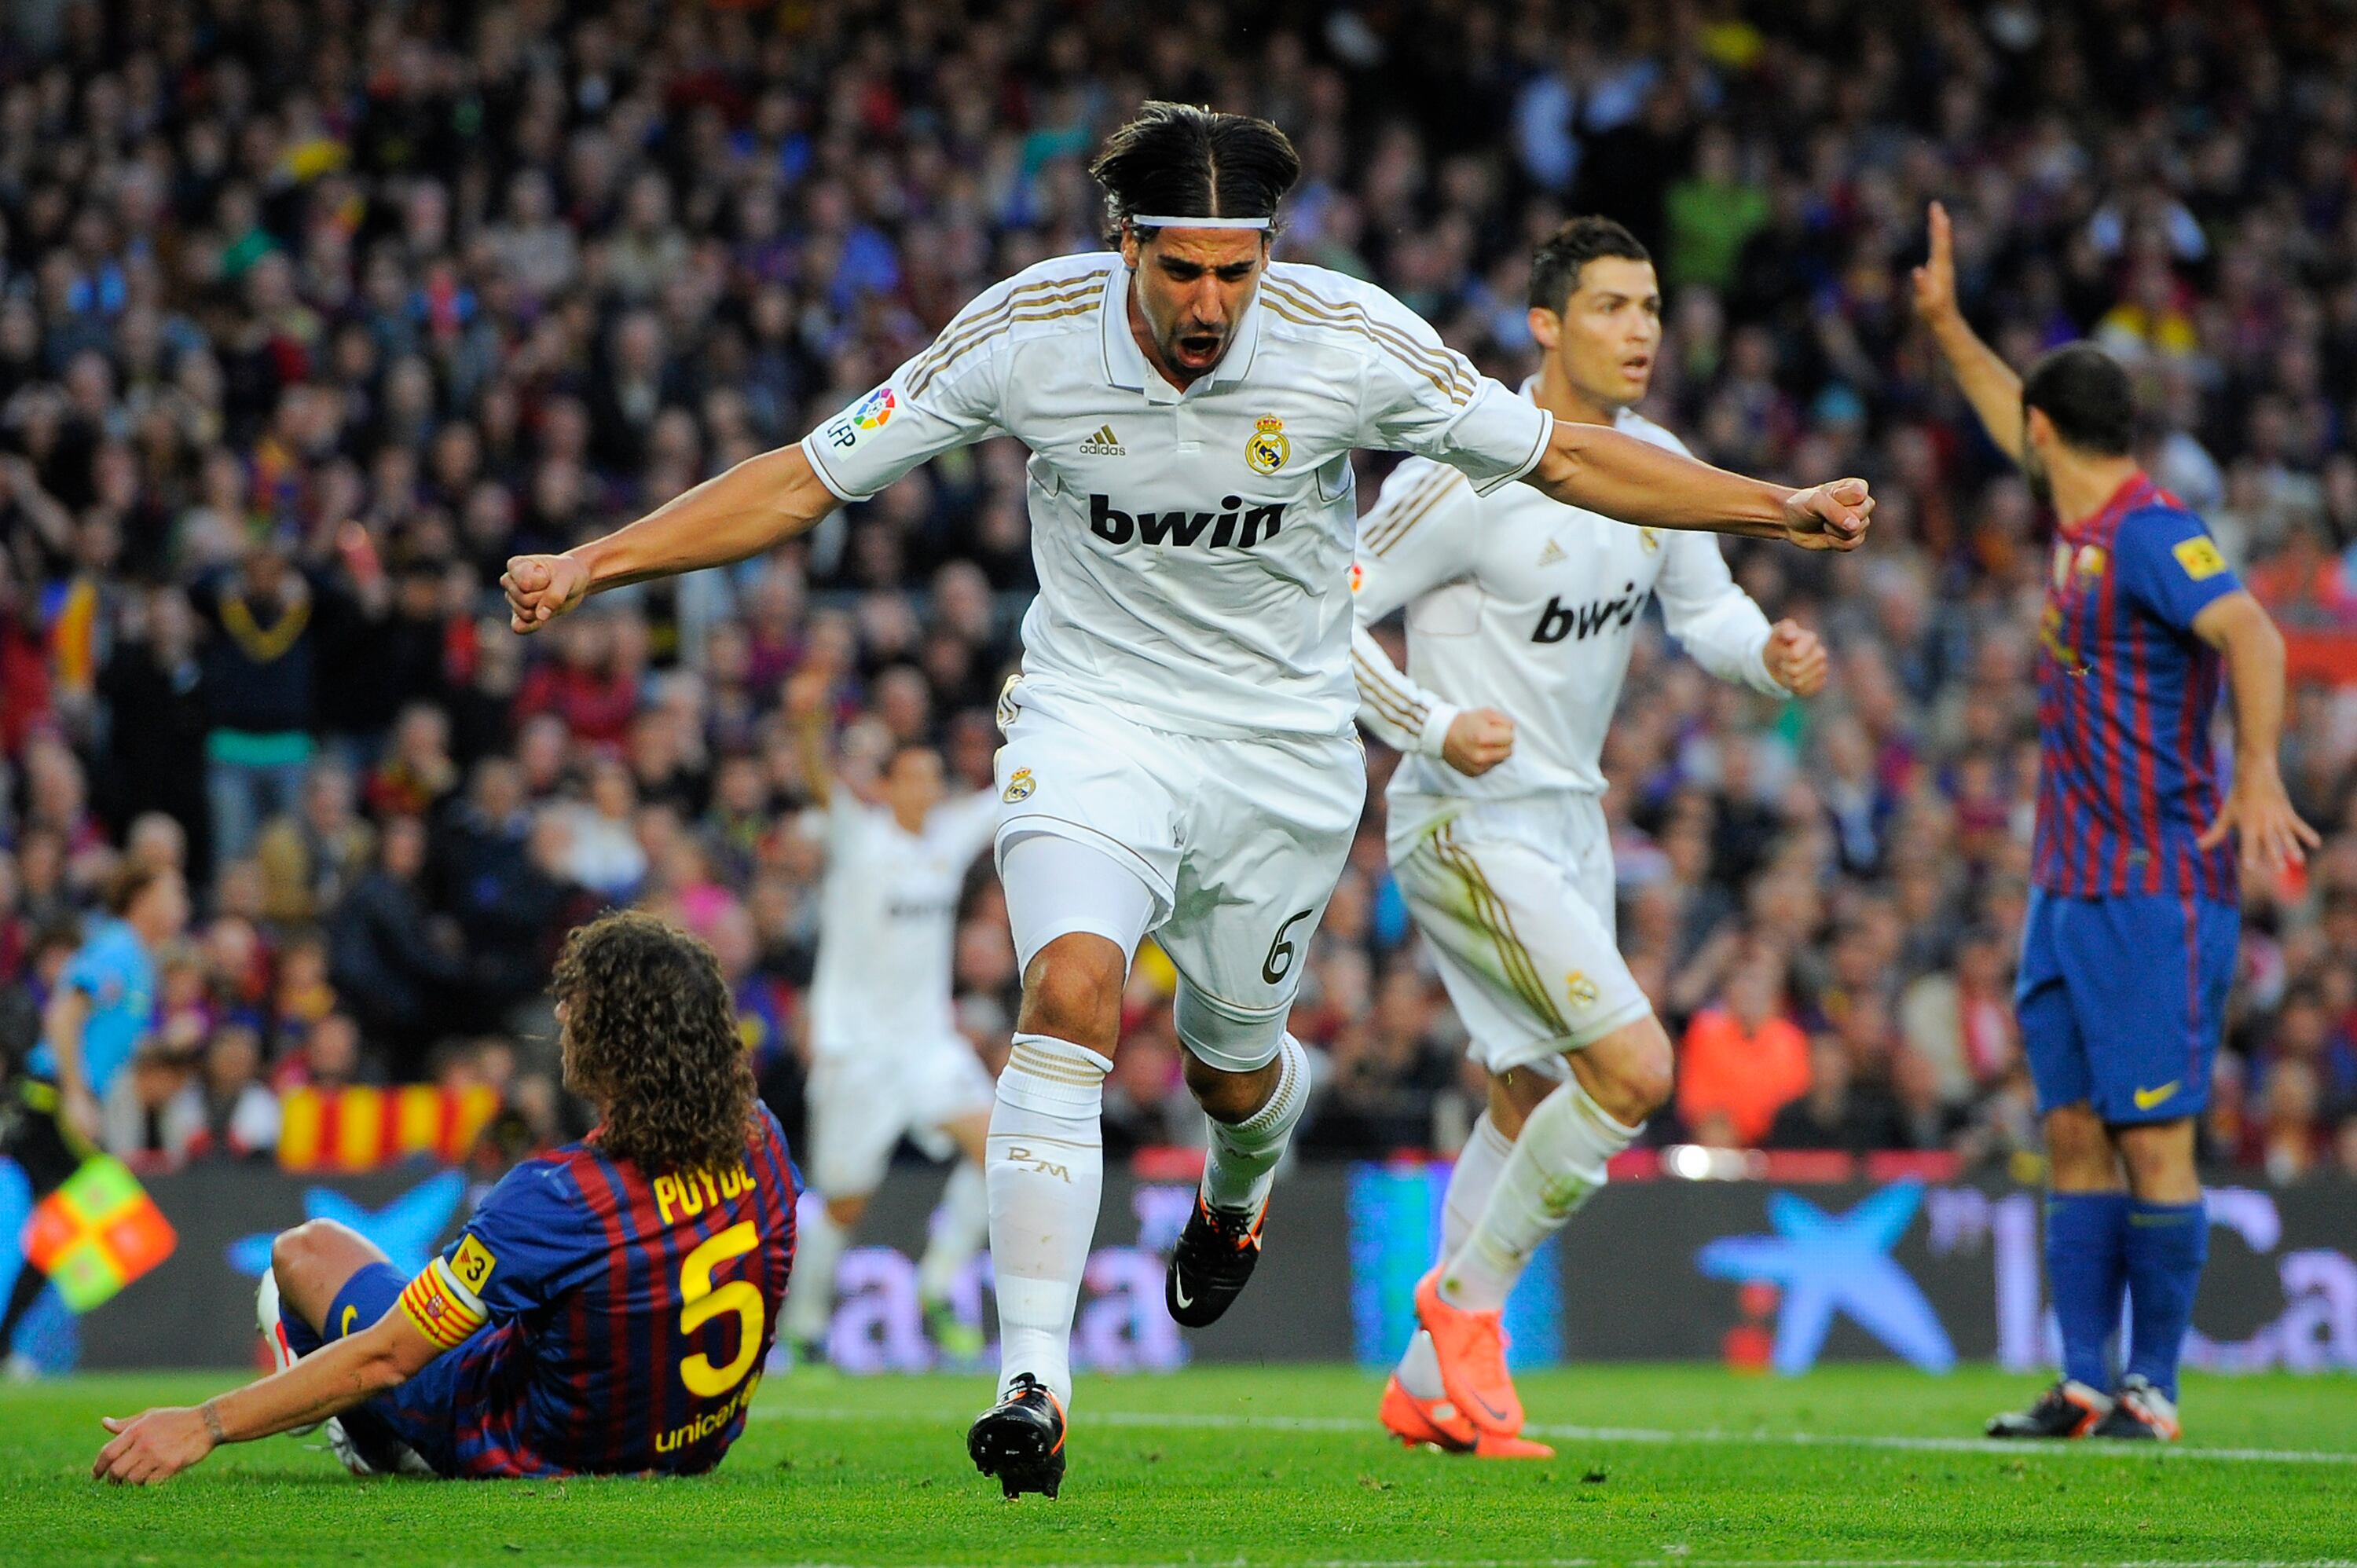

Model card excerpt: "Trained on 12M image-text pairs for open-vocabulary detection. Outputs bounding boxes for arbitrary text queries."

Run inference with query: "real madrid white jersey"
[806,788,999,1057]
[1352,394,1786,803]
[802,255,1554,739]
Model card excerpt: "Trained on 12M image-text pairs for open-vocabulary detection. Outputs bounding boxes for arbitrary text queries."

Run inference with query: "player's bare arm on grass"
[1764,621,1830,698]
[1912,200,2025,461]
[2193,590,2321,873]
[505,444,840,633]
[93,1309,443,1484]
[1525,422,1872,551]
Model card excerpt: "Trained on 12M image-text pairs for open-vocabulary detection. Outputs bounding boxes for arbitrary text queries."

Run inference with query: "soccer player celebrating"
[779,661,999,1366]
[1912,203,2315,1440]
[1354,218,1827,1456]
[2,860,188,1376]
[503,103,1872,1497]
[92,911,797,1483]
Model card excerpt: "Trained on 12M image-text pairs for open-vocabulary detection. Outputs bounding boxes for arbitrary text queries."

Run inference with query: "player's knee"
[2114,1119,2199,1201]
[2043,1104,2120,1189]
[1182,1050,1277,1122]
[1574,1015,1675,1124]
[271,1219,351,1285]
[1171,983,1288,1119]
[1017,934,1125,1050]
[824,1192,869,1229]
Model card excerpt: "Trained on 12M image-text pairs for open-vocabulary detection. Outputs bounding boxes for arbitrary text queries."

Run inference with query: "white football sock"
[1439,1078,1639,1313]
[988,1032,1111,1408]
[1398,1111,1515,1398]
[917,1158,990,1303]
[1199,1032,1309,1213]
[784,1204,849,1346]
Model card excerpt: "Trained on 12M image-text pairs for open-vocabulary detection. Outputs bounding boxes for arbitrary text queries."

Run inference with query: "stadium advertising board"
[9,1158,2351,1374]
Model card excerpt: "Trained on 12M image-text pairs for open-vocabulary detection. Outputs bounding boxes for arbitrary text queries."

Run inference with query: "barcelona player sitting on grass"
[93,911,797,1484]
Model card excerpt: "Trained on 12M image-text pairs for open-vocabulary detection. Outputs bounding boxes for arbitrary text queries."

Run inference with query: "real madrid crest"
[1003,768,1036,803]
[1246,414,1290,475]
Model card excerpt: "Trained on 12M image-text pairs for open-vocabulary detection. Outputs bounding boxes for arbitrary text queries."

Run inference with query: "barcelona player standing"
[93,911,796,1482]
[1914,204,2316,1439]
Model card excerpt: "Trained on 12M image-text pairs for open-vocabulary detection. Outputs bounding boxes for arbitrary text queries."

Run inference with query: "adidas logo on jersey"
[1532,584,1648,644]
[1538,539,1566,566]
[1090,493,1287,549]
[1079,424,1126,456]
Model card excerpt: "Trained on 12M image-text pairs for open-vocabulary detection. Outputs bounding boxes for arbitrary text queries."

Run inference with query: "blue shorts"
[281,1261,485,1478]
[2014,888,2236,1125]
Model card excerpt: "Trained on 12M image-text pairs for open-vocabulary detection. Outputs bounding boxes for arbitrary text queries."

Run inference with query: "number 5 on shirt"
[679,1222,762,1398]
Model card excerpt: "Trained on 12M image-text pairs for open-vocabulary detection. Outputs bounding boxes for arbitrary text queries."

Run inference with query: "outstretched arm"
[1912,200,2025,462]
[93,1310,443,1484]
[1521,424,1873,550]
[2192,591,2321,874]
[504,445,840,632]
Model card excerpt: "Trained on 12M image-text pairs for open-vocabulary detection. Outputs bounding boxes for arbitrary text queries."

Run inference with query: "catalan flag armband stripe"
[398,1257,489,1350]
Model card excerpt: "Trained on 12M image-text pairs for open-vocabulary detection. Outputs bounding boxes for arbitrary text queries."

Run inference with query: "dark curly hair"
[553,910,756,1176]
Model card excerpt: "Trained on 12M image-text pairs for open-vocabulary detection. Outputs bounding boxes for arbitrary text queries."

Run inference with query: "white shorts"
[1387,789,1651,1074]
[805,1034,995,1197]
[992,680,1363,1071]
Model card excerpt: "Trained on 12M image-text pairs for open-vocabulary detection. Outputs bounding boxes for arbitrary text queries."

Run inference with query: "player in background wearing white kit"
[1353,218,1831,1455]
[503,105,1874,1498]
[777,658,999,1368]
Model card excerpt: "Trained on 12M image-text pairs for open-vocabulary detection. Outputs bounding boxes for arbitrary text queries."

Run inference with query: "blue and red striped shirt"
[2032,474,2240,903]
[408,1105,797,1478]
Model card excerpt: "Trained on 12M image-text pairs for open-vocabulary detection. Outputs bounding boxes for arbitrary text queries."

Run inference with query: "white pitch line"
[753,1402,2357,1466]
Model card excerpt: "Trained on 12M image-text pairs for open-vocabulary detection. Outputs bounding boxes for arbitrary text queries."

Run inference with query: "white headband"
[1129,214,1270,229]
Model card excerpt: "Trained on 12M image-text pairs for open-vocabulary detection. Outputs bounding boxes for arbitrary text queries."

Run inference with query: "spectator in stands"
[1677,957,1811,1147]
[1765,1036,1907,1155]
[193,533,328,862]
[328,817,461,1078]
[1898,925,2019,1108]
[4,0,2357,1185]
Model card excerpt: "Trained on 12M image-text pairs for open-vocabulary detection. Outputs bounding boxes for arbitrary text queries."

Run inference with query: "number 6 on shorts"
[1262,908,1314,985]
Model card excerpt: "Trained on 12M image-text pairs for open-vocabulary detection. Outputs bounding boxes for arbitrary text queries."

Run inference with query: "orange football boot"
[1414,1266,1524,1436]
[1379,1373,1475,1451]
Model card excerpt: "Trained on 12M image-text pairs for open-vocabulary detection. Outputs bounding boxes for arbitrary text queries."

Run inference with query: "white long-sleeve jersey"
[804,254,1552,742]
[1351,396,1787,805]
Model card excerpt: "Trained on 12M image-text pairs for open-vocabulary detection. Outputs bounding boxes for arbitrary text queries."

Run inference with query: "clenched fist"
[1440,707,1516,776]
[503,553,591,633]
[1763,621,1829,698]
[1780,478,1875,551]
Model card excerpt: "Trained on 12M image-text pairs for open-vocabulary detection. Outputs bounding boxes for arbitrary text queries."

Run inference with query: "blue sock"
[2123,1199,2207,1400]
[2045,1192,2130,1390]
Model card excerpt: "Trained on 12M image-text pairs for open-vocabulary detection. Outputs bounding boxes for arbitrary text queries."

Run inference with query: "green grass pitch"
[6,1365,2355,1566]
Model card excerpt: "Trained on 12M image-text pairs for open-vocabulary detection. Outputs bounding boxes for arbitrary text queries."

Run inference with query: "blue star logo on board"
[1695,1179,1955,1375]
[226,1171,470,1278]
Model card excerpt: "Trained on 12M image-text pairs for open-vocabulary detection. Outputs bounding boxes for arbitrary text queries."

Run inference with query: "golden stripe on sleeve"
[1351,651,1429,735]
[1260,280,1475,400]
[904,273,1109,397]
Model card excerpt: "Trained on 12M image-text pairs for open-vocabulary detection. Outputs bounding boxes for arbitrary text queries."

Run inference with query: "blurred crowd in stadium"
[4,0,2357,1183]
